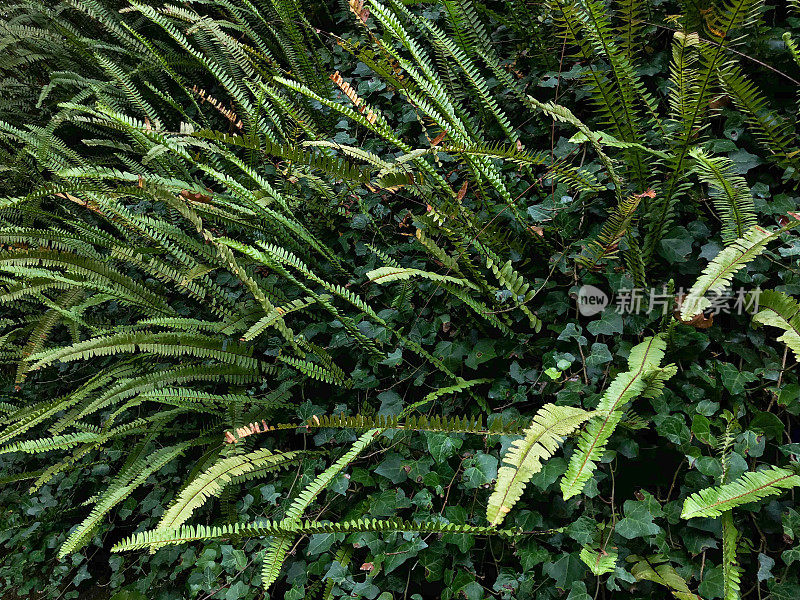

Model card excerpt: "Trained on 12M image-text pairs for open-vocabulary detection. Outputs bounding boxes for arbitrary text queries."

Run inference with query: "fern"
[721,510,742,600]
[750,289,800,361]
[680,225,792,320]
[561,335,673,499]
[689,148,757,245]
[487,404,592,526]
[366,266,479,289]
[577,194,642,270]
[681,466,800,519]
[156,449,306,533]
[112,518,519,552]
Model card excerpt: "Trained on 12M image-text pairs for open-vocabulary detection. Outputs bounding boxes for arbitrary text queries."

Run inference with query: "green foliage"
[681,466,800,519]
[487,403,592,526]
[561,335,675,499]
[1,0,800,599]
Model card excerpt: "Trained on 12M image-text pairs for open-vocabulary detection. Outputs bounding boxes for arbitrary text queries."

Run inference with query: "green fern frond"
[26,332,261,372]
[561,336,672,499]
[721,511,742,600]
[681,466,800,519]
[366,266,479,290]
[690,148,757,245]
[577,194,642,269]
[680,225,790,320]
[228,413,526,442]
[156,449,306,533]
[111,517,520,552]
[717,61,800,175]
[487,404,592,526]
[59,441,194,559]
[751,289,800,361]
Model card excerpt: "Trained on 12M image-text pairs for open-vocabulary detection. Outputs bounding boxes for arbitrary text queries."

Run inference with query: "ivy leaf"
[782,545,800,567]
[465,339,497,369]
[757,553,775,581]
[698,565,724,599]
[224,581,249,600]
[425,432,463,464]
[783,507,800,540]
[749,411,784,439]
[586,310,623,335]
[771,582,800,600]
[543,552,587,590]
[566,581,592,600]
[462,453,498,489]
[374,453,407,484]
[307,533,339,556]
[717,363,756,396]
[384,537,427,574]
[615,499,661,539]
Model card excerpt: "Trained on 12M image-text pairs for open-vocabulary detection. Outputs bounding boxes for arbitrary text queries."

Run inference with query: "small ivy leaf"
[566,581,592,600]
[757,553,775,581]
[425,432,463,464]
[543,552,587,590]
[615,499,662,539]
[461,453,498,489]
[717,363,756,396]
[749,411,784,439]
[698,565,725,599]
[768,581,800,600]
[782,546,800,567]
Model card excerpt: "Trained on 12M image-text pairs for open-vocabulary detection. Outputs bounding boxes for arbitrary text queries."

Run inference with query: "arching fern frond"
[561,335,673,500]
[680,224,795,320]
[681,466,800,519]
[577,194,642,270]
[225,412,527,443]
[112,517,520,552]
[366,266,479,290]
[690,148,757,245]
[750,289,800,361]
[487,404,593,526]
[156,448,307,533]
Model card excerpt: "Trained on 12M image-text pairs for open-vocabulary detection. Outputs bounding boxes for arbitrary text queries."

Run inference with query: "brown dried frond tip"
[224,419,277,443]
[330,71,378,124]
[191,85,243,130]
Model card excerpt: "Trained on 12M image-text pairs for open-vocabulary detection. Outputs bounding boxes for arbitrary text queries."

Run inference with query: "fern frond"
[690,148,757,245]
[59,442,194,558]
[577,194,642,269]
[681,466,800,519]
[156,449,306,532]
[26,332,260,372]
[680,225,790,319]
[366,266,479,290]
[751,289,800,361]
[112,517,520,552]
[721,511,742,600]
[717,61,800,175]
[226,412,525,443]
[561,336,672,499]
[487,404,592,526]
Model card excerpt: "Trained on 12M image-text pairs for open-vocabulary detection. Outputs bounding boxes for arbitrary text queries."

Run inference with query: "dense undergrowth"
[2,0,800,599]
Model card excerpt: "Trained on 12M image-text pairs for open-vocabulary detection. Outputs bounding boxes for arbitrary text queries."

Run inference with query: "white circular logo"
[577,285,609,317]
